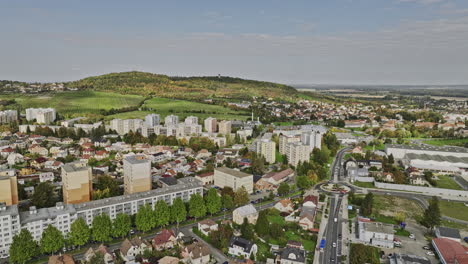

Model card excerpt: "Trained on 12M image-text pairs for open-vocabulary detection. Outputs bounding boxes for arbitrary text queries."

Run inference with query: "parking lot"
[380,221,438,263]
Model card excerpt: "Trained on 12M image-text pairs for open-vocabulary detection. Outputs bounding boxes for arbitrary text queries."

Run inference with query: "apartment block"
[279,135,300,155]
[0,110,17,124]
[124,155,152,194]
[164,115,179,126]
[204,117,217,133]
[110,119,143,135]
[214,167,253,193]
[256,139,276,164]
[0,174,18,206]
[286,142,311,167]
[26,108,56,124]
[145,114,160,127]
[184,116,198,125]
[301,130,322,151]
[62,161,92,204]
[218,120,232,135]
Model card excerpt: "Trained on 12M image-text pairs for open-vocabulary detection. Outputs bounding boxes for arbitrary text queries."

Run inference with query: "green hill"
[66,71,297,100]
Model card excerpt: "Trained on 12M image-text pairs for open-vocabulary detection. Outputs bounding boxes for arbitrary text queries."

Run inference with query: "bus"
[319,239,326,252]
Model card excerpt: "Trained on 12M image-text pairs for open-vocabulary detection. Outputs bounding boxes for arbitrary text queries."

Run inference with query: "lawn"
[425,138,468,147]
[107,97,250,121]
[0,91,144,117]
[275,150,284,163]
[435,175,463,190]
[353,181,375,188]
[267,215,286,226]
[372,194,424,220]
[439,200,468,221]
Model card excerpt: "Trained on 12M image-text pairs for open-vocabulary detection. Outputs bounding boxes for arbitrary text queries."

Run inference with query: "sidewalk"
[341,196,350,264]
[313,196,329,264]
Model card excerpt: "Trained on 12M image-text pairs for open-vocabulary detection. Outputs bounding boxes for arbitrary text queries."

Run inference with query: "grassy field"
[372,194,424,220]
[267,215,286,226]
[439,200,468,221]
[435,175,463,190]
[425,138,468,147]
[107,97,250,121]
[353,181,375,188]
[0,91,144,117]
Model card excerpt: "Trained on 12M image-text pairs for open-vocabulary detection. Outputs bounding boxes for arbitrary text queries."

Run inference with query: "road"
[319,147,350,264]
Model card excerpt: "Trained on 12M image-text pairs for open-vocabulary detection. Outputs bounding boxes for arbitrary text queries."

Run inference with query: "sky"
[1,0,468,85]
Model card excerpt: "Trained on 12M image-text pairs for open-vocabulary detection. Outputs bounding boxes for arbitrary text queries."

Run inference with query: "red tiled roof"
[433,238,468,264]
[153,229,175,245]
[303,195,318,205]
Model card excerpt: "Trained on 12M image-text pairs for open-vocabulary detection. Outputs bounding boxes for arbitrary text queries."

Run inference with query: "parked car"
[332,242,336,248]
[423,246,430,250]
[464,237,468,243]
[426,251,435,256]
[409,233,415,239]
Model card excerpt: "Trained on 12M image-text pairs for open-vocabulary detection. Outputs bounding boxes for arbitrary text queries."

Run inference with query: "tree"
[422,196,441,230]
[270,223,284,238]
[69,218,90,247]
[222,194,234,210]
[95,175,121,197]
[154,200,171,227]
[234,186,250,207]
[171,197,187,227]
[277,182,290,196]
[31,182,57,208]
[255,210,270,236]
[395,212,406,224]
[135,204,155,232]
[360,193,374,217]
[88,252,105,264]
[112,213,132,238]
[189,193,207,219]
[92,214,113,242]
[40,225,65,254]
[9,229,39,264]
[205,188,222,215]
[296,175,313,189]
[240,218,254,240]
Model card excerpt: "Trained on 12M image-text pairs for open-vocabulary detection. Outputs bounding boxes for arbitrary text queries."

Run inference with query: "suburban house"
[274,199,294,214]
[158,256,180,264]
[262,168,294,185]
[119,237,152,262]
[195,172,214,185]
[152,229,177,250]
[254,178,276,192]
[228,237,258,259]
[280,246,306,264]
[233,204,258,225]
[198,219,219,236]
[181,241,211,264]
[48,254,76,264]
[298,203,316,231]
[435,227,462,242]
[84,244,114,264]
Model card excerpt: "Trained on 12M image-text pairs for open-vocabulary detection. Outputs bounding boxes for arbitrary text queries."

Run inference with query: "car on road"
[422,246,430,250]
[334,218,338,222]
[338,234,342,239]
[332,242,336,247]
[426,251,435,256]
[409,233,415,239]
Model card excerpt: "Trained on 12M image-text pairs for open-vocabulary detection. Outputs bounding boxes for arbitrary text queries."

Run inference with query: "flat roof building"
[124,155,152,194]
[62,161,92,204]
[214,167,253,193]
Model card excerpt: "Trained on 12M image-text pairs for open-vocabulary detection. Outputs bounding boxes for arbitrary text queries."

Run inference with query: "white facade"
[358,221,395,248]
[214,167,253,193]
[204,117,217,133]
[110,119,143,135]
[165,115,179,126]
[123,155,152,194]
[279,135,300,155]
[256,139,276,164]
[26,108,56,124]
[286,143,310,167]
[0,110,17,124]
[145,114,160,127]
[218,120,232,135]
[185,116,198,125]
[300,131,322,151]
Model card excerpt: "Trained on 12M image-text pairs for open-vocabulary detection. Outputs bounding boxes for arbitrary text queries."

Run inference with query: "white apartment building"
[256,139,276,164]
[176,123,202,137]
[124,155,152,194]
[145,114,160,127]
[165,115,179,126]
[0,110,17,124]
[0,178,202,257]
[110,119,143,135]
[214,167,253,193]
[184,116,198,125]
[218,120,232,135]
[279,135,300,155]
[286,142,311,167]
[358,221,395,248]
[204,117,217,133]
[301,131,322,151]
[26,108,56,124]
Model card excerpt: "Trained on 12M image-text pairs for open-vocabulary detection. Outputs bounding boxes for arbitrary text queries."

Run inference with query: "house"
[159,256,180,264]
[435,227,461,242]
[196,149,212,159]
[7,153,23,165]
[233,204,258,225]
[303,195,318,208]
[84,244,114,264]
[280,247,306,264]
[152,229,177,250]
[263,168,294,185]
[95,150,110,160]
[120,237,152,262]
[48,254,76,264]
[274,199,294,214]
[255,178,276,192]
[432,238,468,264]
[195,172,214,185]
[29,145,48,156]
[383,172,395,183]
[298,204,316,231]
[181,241,211,264]
[409,174,425,186]
[352,146,363,155]
[228,237,258,259]
[198,219,219,236]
